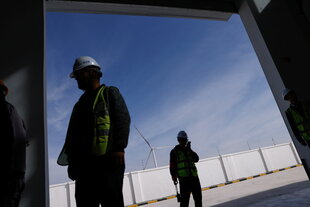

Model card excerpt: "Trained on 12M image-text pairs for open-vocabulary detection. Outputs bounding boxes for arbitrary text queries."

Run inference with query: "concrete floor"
[143,166,310,207]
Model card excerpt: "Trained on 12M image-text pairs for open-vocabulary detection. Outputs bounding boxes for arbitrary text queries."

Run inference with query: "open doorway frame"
[2,0,310,206]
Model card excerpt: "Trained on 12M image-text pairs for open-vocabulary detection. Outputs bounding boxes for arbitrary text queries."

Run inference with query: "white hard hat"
[70,56,101,78]
[177,130,188,139]
[282,88,294,100]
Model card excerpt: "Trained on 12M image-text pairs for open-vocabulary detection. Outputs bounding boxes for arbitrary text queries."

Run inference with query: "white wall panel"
[49,143,300,206]
[50,184,69,207]
[228,150,266,179]
[262,144,299,171]
[123,173,134,205]
[196,157,227,187]
[136,167,175,202]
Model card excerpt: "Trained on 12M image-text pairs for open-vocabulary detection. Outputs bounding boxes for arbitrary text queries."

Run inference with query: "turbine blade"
[135,125,152,148]
[153,146,174,150]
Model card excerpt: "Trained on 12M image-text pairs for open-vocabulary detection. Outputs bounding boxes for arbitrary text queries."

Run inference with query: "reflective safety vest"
[286,103,310,141]
[175,149,198,177]
[57,86,111,166]
[92,86,111,156]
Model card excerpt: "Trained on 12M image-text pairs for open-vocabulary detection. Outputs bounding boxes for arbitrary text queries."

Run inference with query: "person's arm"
[1,101,14,178]
[108,86,131,164]
[8,103,27,179]
[186,142,199,162]
[169,149,178,184]
[189,150,199,163]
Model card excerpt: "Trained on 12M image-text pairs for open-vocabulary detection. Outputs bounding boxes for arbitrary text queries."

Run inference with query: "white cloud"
[47,79,74,102]
[47,79,81,133]
[128,49,291,168]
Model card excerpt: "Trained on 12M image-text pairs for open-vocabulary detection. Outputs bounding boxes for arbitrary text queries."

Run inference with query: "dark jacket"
[0,96,27,179]
[57,85,130,178]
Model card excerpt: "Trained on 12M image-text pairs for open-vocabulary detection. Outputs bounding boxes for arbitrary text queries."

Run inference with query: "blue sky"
[46,12,291,185]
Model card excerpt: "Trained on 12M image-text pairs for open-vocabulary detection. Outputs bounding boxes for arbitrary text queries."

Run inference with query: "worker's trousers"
[74,162,125,207]
[179,176,202,207]
[0,178,25,207]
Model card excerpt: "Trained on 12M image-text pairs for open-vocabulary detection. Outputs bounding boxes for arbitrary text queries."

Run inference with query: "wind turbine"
[135,125,173,170]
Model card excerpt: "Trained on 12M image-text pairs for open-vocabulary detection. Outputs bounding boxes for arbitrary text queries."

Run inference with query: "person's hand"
[172,175,178,185]
[186,141,191,150]
[112,151,125,166]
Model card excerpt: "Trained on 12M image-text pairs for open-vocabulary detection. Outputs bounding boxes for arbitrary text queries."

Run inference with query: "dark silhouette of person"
[170,130,202,207]
[57,56,130,207]
[283,88,310,146]
[0,80,28,207]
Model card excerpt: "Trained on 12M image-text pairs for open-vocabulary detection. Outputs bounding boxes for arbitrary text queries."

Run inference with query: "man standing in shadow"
[0,80,28,207]
[283,88,310,147]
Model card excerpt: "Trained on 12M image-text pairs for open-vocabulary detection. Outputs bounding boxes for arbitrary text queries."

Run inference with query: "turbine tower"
[135,125,173,170]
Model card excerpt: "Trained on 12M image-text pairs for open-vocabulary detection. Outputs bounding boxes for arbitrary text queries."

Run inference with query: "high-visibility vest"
[92,86,111,156]
[175,149,198,177]
[286,103,310,141]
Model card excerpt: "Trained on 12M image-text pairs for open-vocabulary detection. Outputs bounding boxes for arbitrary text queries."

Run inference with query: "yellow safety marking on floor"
[126,164,303,207]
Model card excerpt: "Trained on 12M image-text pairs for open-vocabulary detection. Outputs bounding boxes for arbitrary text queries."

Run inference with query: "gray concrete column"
[235,0,310,178]
[2,0,48,206]
[219,155,229,182]
[258,148,269,173]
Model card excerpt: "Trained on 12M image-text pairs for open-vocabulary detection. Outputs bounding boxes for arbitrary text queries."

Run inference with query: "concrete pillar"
[65,182,74,207]
[2,0,48,206]
[235,0,310,179]
[129,171,144,203]
[289,142,302,164]
[128,172,137,204]
[258,148,269,172]
[219,155,229,182]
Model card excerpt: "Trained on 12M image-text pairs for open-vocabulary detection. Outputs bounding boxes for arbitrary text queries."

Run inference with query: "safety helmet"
[282,88,294,100]
[177,130,188,139]
[70,56,101,78]
[0,80,8,96]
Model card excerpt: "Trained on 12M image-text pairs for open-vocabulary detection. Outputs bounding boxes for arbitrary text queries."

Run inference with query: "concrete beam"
[46,0,235,20]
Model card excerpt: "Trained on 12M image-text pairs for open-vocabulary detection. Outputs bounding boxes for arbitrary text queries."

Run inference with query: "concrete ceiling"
[46,0,237,21]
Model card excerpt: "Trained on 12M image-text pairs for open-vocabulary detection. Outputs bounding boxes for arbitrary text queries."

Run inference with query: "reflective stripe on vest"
[175,150,198,177]
[287,104,310,141]
[92,86,110,156]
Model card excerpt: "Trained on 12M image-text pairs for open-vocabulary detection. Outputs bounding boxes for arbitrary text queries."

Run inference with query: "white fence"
[49,142,301,206]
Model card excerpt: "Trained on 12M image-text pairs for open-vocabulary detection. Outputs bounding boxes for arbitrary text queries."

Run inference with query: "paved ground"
[143,166,310,207]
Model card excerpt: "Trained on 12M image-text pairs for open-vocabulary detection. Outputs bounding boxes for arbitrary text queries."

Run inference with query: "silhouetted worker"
[0,80,27,207]
[283,88,310,147]
[170,130,202,207]
[57,56,130,207]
